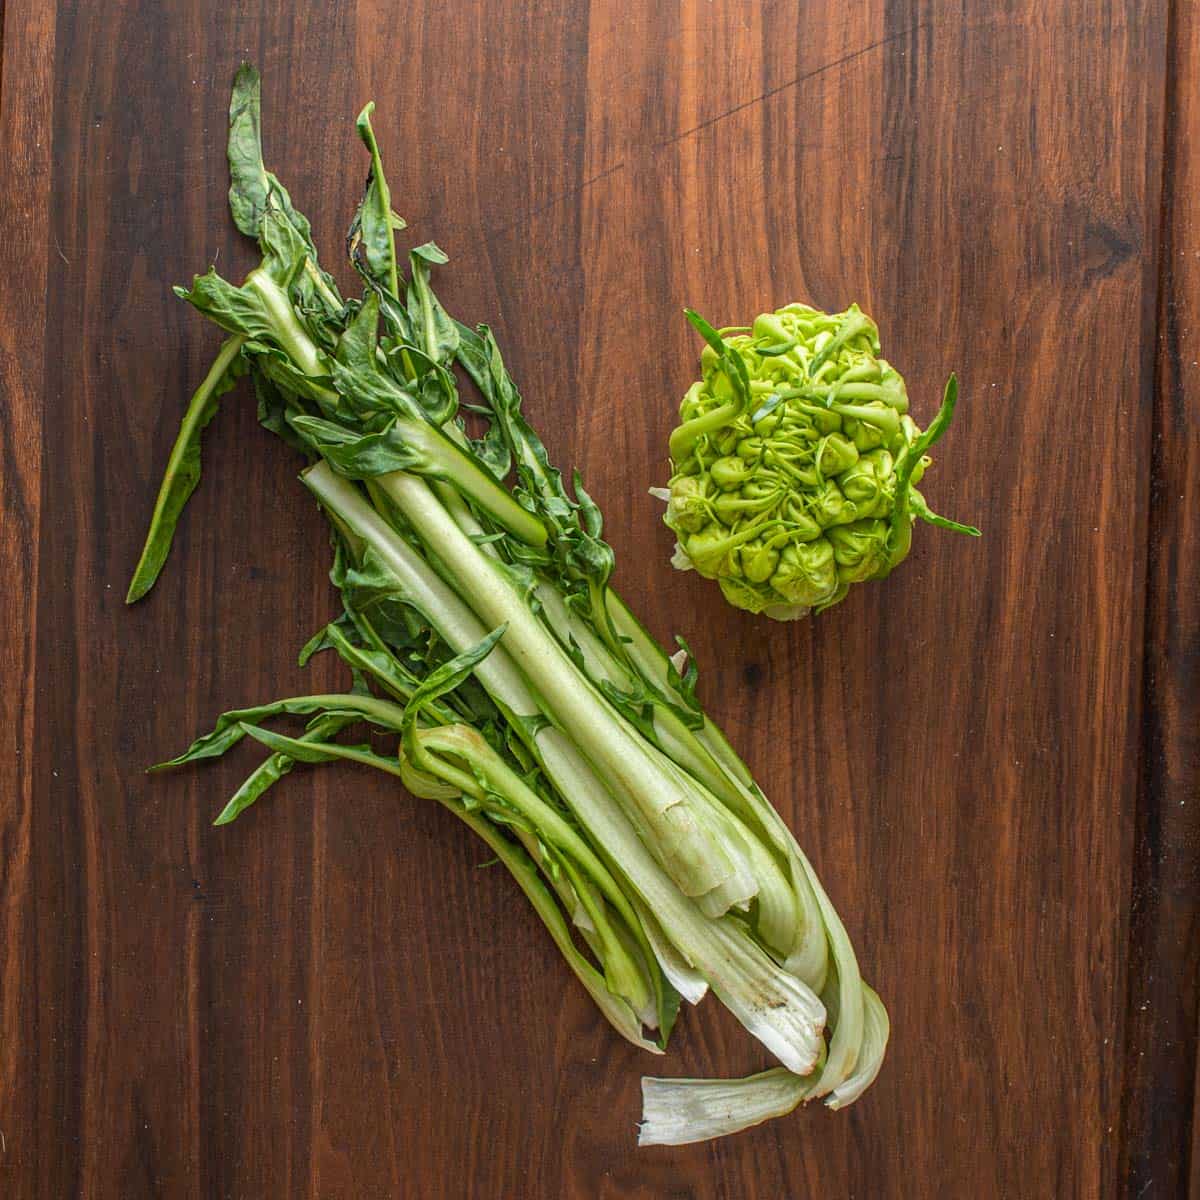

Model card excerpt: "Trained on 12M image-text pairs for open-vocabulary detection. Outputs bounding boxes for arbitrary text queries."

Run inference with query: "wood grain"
[1121,0,1200,1195]
[0,1,54,1196]
[0,1,1194,1197]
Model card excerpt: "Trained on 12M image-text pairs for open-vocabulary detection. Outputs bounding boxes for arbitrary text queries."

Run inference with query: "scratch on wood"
[656,23,926,150]
[484,160,627,240]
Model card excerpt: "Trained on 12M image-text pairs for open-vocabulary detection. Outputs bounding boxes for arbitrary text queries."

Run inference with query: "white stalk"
[301,463,826,1075]
[826,986,889,1108]
[534,582,798,942]
[605,590,832,991]
[376,469,757,912]
[629,897,708,1007]
[638,1067,819,1147]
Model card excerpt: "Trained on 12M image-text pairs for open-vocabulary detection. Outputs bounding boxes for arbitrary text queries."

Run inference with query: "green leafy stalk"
[126,334,246,602]
[887,372,982,559]
[376,469,759,915]
[410,723,659,1020]
[227,63,280,238]
[235,716,666,1054]
[351,102,403,297]
[213,711,358,825]
[666,309,753,463]
[174,263,548,547]
[408,244,459,366]
[455,321,659,697]
[532,581,804,957]
[153,690,408,769]
[227,63,343,318]
[449,797,665,1055]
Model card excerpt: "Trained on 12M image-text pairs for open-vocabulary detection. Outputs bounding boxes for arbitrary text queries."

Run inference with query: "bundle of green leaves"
[130,66,889,1145]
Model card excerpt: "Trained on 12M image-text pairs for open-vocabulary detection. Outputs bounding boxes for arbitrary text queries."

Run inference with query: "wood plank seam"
[0,1,53,1196]
[1121,0,1200,1192]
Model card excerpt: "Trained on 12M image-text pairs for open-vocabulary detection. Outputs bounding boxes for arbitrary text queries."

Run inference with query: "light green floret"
[660,305,980,620]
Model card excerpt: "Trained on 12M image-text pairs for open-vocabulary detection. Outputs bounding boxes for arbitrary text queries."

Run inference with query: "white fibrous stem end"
[637,1070,813,1147]
[670,543,694,572]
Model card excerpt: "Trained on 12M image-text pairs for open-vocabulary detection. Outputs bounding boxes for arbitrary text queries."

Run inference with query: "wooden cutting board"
[2,2,1196,1196]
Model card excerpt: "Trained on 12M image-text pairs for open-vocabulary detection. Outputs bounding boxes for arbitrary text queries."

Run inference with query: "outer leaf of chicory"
[126,335,247,603]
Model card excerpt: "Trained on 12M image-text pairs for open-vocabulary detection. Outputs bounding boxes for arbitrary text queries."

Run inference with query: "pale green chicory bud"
[667,475,711,533]
[771,538,839,608]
